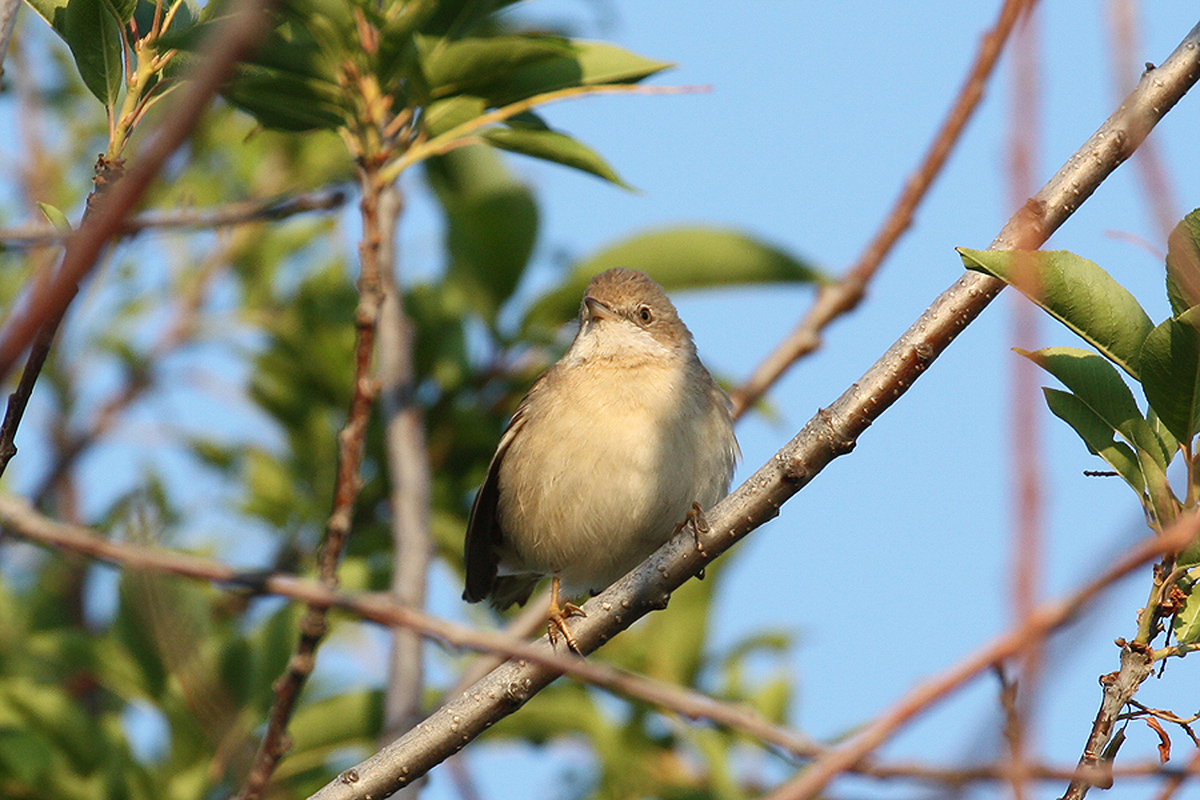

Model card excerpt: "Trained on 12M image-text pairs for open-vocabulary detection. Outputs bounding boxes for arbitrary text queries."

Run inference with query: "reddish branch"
[729,0,1039,419]
[0,0,272,476]
[235,167,388,800]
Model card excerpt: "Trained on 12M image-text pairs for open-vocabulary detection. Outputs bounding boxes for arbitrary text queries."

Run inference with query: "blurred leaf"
[419,0,522,36]
[1139,307,1200,444]
[492,40,672,105]
[37,201,73,233]
[419,33,572,99]
[426,145,537,321]
[1043,388,1145,495]
[483,122,630,188]
[524,227,824,334]
[424,94,486,136]
[0,727,54,784]
[62,0,125,108]
[1167,209,1200,316]
[959,248,1154,379]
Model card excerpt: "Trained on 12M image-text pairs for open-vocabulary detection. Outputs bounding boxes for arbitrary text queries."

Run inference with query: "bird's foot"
[673,501,710,556]
[547,575,586,654]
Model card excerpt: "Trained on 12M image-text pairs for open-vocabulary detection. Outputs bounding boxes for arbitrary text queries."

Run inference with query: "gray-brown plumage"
[463,268,739,649]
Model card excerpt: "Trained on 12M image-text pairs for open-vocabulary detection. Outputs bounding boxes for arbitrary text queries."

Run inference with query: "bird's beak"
[583,296,617,322]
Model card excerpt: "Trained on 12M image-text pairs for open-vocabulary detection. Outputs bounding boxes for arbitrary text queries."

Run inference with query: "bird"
[462,267,739,652]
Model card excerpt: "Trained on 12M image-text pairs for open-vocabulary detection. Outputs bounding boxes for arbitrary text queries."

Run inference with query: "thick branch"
[307,17,1200,800]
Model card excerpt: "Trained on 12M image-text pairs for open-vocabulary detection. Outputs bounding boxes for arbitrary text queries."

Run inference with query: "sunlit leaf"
[61,0,124,107]
[36,202,73,233]
[960,248,1154,378]
[1043,388,1144,496]
[419,34,572,99]
[1140,307,1200,444]
[1167,209,1200,316]
[483,122,631,188]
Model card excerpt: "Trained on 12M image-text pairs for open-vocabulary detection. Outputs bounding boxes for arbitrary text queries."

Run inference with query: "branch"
[0,492,1194,793]
[763,513,1200,800]
[234,168,387,798]
[374,180,433,753]
[308,16,1200,800]
[0,492,824,765]
[0,188,348,248]
[729,0,1037,419]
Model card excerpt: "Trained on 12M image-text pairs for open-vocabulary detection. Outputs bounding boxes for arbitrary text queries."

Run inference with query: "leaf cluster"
[960,208,1200,647]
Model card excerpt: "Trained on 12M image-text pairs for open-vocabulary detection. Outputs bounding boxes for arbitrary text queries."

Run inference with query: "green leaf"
[102,0,135,24]
[1172,574,1200,644]
[62,0,125,107]
[524,227,825,334]
[1139,307,1200,444]
[424,94,486,136]
[1043,388,1144,495]
[483,123,630,188]
[1167,209,1200,316]
[419,34,573,100]
[0,728,53,784]
[491,40,672,105]
[36,202,73,233]
[959,248,1154,378]
[1017,346,1162,460]
[426,145,537,321]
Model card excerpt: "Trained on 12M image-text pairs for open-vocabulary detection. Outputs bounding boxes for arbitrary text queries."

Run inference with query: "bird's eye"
[637,305,653,324]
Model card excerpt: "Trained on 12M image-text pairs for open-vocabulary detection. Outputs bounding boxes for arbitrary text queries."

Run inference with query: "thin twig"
[234,165,388,799]
[307,17,1200,799]
[0,0,17,81]
[0,188,348,248]
[729,0,1038,419]
[764,514,1200,800]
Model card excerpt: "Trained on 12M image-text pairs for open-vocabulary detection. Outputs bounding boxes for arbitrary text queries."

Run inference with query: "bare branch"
[306,17,1200,800]
[235,166,388,799]
[0,492,825,765]
[0,188,348,248]
[729,0,1037,419]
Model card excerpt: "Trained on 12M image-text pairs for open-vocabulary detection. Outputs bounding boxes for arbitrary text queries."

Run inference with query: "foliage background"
[1,1,1200,800]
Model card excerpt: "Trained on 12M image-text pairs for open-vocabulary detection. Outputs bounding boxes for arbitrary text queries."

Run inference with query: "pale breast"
[494,356,731,594]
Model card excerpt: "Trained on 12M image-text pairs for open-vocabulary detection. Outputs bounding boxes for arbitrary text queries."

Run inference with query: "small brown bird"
[462,268,739,651]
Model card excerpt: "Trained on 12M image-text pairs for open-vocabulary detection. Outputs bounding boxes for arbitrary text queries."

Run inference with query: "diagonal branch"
[729,0,1038,419]
[307,16,1200,800]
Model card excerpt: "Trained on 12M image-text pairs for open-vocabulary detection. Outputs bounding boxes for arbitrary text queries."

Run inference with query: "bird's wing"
[462,399,529,603]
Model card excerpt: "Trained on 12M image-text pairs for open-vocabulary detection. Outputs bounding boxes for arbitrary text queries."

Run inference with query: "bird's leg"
[672,501,710,555]
[546,574,586,654]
